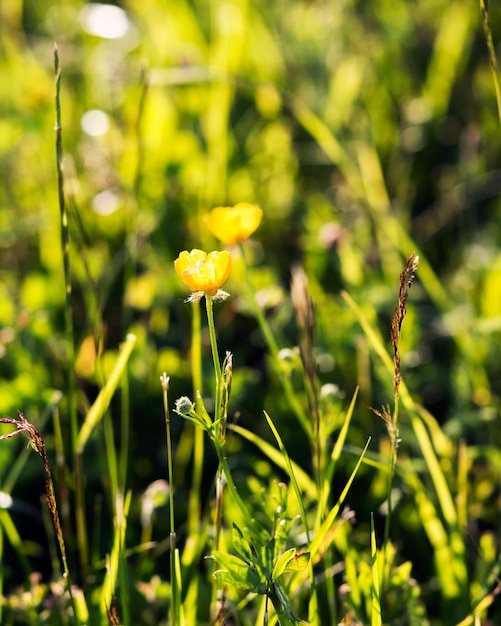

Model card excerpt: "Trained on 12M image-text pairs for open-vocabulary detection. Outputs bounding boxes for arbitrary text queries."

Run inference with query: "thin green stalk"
[381,448,396,598]
[205,295,223,399]
[118,540,130,626]
[104,414,119,505]
[189,299,204,534]
[54,45,77,451]
[161,374,179,626]
[104,426,130,621]
[378,254,418,596]
[54,43,86,571]
[73,456,88,577]
[51,405,71,552]
[182,300,204,614]
[479,0,501,126]
[100,491,132,618]
[238,243,311,437]
[205,295,225,624]
[119,372,130,495]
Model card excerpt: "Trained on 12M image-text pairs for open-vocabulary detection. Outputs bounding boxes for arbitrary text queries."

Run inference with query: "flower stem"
[161,374,178,626]
[205,295,223,425]
[189,300,204,535]
[205,295,225,624]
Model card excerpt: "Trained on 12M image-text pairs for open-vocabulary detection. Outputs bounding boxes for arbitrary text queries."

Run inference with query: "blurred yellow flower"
[174,249,231,298]
[205,203,263,245]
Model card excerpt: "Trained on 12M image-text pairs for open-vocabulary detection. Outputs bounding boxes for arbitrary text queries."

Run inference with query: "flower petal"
[205,203,263,245]
[174,249,231,297]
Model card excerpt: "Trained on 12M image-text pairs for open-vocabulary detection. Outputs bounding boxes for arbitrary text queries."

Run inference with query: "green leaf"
[283,551,310,574]
[272,549,310,580]
[209,552,263,592]
[272,547,297,580]
[272,580,309,624]
[232,523,255,564]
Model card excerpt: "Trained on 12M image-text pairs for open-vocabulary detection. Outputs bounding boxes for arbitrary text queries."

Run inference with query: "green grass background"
[0,0,500,624]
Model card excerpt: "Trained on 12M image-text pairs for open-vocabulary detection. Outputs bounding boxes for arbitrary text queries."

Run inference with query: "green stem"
[205,295,225,444]
[161,374,178,626]
[205,295,225,625]
[213,443,262,538]
[54,44,87,573]
[119,373,130,495]
[480,0,501,126]
[189,300,204,535]
[205,296,222,395]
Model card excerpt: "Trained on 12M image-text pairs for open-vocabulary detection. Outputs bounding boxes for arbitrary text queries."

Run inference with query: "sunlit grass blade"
[454,581,501,626]
[370,514,382,626]
[319,386,359,521]
[457,440,468,532]
[263,410,318,626]
[479,0,501,125]
[422,2,476,118]
[310,438,371,561]
[100,490,132,620]
[405,469,468,601]
[289,97,362,193]
[263,411,310,543]
[229,423,316,499]
[77,333,136,453]
[181,566,201,625]
[173,547,183,626]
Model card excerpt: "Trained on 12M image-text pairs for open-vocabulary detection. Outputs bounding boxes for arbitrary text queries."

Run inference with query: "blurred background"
[0,0,500,621]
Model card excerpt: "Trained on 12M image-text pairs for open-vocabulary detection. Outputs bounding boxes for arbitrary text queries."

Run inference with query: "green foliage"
[0,0,501,624]
[210,522,310,624]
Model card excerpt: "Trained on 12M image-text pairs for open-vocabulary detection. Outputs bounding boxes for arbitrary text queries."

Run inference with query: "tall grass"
[0,1,500,625]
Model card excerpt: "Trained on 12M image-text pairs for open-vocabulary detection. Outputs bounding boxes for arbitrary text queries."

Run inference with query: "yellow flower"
[174,249,231,298]
[205,203,263,245]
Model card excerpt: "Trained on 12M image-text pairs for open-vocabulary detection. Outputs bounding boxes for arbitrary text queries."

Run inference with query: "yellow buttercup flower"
[205,203,263,245]
[174,249,231,299]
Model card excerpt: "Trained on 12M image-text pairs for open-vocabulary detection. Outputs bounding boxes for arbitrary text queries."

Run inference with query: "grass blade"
[371,514,382,626]
[77,333,136,453]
